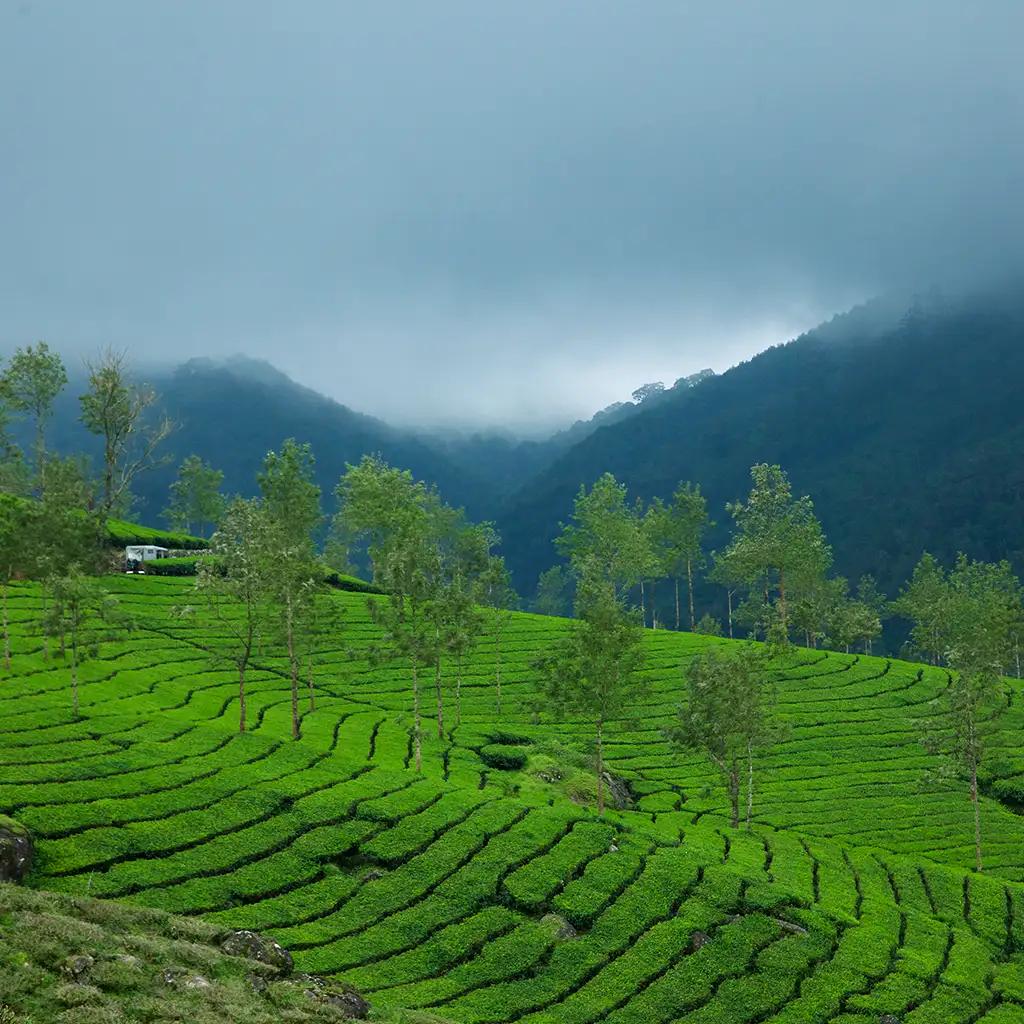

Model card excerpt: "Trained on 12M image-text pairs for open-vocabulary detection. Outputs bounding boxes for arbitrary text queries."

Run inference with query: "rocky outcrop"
[219,929,294,975]
[0,817,33,883]
[540,913,578,940]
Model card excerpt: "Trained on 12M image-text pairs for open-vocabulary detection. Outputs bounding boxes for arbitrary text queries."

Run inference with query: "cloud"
[1,1,1022,428]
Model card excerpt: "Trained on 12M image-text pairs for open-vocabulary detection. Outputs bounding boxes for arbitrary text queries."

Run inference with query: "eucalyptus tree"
[936,555,1020,872]
[195,498,275,734]
[0,496,33,671]
[79,348,174,517]
[336,455,438,771]
[533,565,572,618]
[892,553,951,665]
[534,563,645,815]
[45,567,121,719]
[259,439,323,738]
[723,464,831,642]
[556,473,647,598]
[2,341,66,493]
[666,643,780,828]
[666,482,711,631]
[478,553,517,716]
[164,455,225,537]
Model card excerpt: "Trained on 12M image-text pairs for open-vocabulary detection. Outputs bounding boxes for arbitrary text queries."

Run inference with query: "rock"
[0,817,34,883]
[540,913,577,940]
[322,989,370,1018]
[600,772,634,810]
[361,867,386,882]
[879,1017,902,1024]
[774,917,809,936]
[111,953,141,968]
[60,954,94,981]
[689,930,710,952]
[248,973,269,994]
[160,967,209,989]
[219,929,293,976]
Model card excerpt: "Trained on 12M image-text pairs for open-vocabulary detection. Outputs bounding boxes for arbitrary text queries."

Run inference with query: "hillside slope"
[498,286,1024,599]
[3,577,1024,1022]
[43,356,492,526]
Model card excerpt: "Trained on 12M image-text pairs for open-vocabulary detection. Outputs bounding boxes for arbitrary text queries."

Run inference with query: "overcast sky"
[2,2,1022,431]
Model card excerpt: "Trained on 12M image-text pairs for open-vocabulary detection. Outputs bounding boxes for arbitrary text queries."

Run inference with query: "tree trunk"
[41,591,49,662]
[675,578,681,631]
[495,616,503,715]
[777,568,787,632]
[728,767,740,828]
[35,422,46,495]
[71,630,79,719]
[412,661,422,773]
[2,576,9,672]
[238,658,247,733]
[971,760,983,872]
[687,558,695,631]
[746,740,754,829]
[455,654,463,727]
[306,647,315,712]
[433,651,445,739]
[596,718,605,816]
[651,580,657,629]
[727,590,734,639]
[286,596,300,740]
[639,580,646,628]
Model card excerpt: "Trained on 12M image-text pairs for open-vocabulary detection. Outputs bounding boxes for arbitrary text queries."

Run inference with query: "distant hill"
[497,284,1024,605]
[42,355,494,527]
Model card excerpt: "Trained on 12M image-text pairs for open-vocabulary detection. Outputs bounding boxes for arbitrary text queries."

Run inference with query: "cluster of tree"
[333,455,516,771]
[190,440,326,739]
[895,552,1024,871]
[539,464,883,654]
[0,344,181,712]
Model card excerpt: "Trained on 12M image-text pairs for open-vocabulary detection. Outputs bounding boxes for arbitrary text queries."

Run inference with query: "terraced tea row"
[2,575,1024,1022]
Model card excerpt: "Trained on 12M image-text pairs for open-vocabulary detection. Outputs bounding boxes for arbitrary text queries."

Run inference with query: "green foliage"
[163,454,225,537]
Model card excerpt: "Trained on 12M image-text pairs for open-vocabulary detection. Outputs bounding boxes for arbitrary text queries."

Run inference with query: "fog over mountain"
[3,2,1023,427]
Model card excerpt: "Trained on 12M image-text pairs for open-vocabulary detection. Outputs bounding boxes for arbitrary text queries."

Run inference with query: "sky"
[2,2,1023,432]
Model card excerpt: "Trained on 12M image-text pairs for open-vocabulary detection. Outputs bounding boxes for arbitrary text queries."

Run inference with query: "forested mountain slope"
[4,577,1024,1022]
[42,356,491,526]
[499,287,1024,598]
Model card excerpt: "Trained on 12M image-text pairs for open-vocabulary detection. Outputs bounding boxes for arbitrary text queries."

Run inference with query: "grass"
[2,574,1024,1023]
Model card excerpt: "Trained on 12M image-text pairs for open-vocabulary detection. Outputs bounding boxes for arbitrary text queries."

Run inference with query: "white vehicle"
[124,545,169,573]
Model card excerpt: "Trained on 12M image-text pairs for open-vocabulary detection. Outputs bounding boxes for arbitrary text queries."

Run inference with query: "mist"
[2,1,1022,429]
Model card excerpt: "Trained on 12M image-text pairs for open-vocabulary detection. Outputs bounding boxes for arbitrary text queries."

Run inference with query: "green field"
[4,575,1024,1023]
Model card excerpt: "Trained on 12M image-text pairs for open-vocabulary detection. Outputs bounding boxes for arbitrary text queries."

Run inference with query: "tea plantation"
[4,575,1024,1023]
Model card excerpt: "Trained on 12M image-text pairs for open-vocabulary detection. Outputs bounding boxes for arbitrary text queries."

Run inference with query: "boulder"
[321,989,370,1018]
[600,772,634,811]
[689,930,710,952]
[540,913,577,940]
[219,929,293,975]
[60,954,94,981]
[0,817,34,883]
[161,967,210,989]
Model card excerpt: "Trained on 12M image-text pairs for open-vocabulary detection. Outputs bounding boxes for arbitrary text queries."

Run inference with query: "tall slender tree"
[723,464,831,641]
[666,483,711,631]
[194,498,275,734]
[534,563,645,815]
[2,342,66,494]
[259,440,323,739]
[164,455,225,537]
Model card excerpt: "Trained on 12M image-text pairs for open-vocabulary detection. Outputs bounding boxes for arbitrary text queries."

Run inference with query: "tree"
[533,565,572,618]
[2,342,67,493]
[723,464,831,640]
[854,575,889,654]
[708,549,743,640]
[0,496,33,671]
[534,565,645,815]
[893,553,951,665]
[336,456,438,772]
[478,554,517,715]
[194,498,275,734]
[79,348,174,517]
[45,567,120,719]
[666,644,780,828]
[664,483,711,631]
[556,474,649,601]
[259,440,323,739]
[164,455,225,537]
[631,382,665,404]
